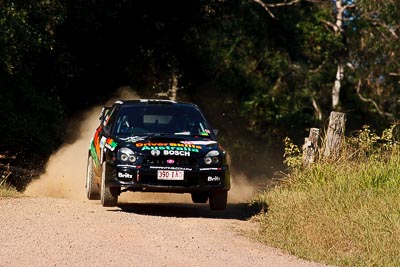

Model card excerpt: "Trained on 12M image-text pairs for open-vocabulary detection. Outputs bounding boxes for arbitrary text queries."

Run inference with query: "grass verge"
[252,127,400,267]
[0,184,21,198]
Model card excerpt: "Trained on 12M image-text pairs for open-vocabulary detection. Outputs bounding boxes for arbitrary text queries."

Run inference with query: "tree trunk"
[168,73,179,101]
[332,61,344,109]
[323,111,346,160]
[303,128,320,166]
[331,0,345,109]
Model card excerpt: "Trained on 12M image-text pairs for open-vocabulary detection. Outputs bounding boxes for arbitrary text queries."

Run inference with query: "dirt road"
[0,196,327,267]
[2,99,328,266]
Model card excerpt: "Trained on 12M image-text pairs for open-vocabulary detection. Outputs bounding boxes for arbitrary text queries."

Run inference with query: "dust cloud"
[24,87,139,200]
[24,107,103,200]
[24,87,260,204]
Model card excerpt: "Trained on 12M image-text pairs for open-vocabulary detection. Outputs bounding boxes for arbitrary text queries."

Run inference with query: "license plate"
[157,170,184,180]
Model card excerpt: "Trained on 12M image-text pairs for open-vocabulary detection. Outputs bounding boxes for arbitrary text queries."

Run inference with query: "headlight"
[204,150,220,165]
[118,147,137,163]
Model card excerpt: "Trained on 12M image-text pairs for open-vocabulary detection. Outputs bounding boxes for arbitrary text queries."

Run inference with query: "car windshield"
[112,105,212,137]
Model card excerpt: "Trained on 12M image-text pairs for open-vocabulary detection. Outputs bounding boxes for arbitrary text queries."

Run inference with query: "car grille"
[143,156,198,167]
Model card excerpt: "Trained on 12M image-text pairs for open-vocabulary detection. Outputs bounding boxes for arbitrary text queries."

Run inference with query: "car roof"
[113,99,199,108]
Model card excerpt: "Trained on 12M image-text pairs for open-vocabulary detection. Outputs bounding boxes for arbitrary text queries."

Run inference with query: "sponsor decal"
[89,142,100,167]
[166,159,175,164]
[105,138,117,151]
[89,137,94,150]
[119,136,146,143]
[118,172,133,179]
[207,176,221,182]
[163,150,190,156]
[150,166,192,171]
[99,136,107,148]
[151,150,161,156]
[136,142,201,153]
[181,141,217,146]
[93,127,103,163]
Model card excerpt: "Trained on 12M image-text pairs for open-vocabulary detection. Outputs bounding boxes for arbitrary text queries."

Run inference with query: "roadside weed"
[253,125,400,266]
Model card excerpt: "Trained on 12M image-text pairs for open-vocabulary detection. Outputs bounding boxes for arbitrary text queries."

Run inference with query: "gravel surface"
[2,100,333,266]
[0,197,329,267]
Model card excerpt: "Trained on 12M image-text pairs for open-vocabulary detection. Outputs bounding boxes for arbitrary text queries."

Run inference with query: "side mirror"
[213,129,219,137]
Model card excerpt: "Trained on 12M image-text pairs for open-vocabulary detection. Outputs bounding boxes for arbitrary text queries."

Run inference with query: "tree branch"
[252,0,277,19]
[265,0,301,7]
[311,96,322,121]
[309,58,328,73]
[389,72,400,76]
[369,19,399,40]
[252,0,346,19]
[321,19,339,32]
[251,0,305,19]
[356,79,394,119]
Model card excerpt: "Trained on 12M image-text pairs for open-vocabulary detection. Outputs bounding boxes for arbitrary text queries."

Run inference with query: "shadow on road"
[114,202,261,220]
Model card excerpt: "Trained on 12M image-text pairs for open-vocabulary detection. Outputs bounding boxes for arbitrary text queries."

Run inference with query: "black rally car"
[86,99,230,210]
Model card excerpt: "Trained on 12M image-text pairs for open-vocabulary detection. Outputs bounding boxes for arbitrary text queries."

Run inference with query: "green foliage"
[0,79,64,155]
[296,7,342,63]
[0,184,20,198]
[185,0,320,140]
[282,137,302,169]
[1,0,400,185]
[0,0,66,157]
[0,169,20,198]
[0,0,64,74]
[253,125,400,266]
[346,0,400,118]
[347,124,398,160]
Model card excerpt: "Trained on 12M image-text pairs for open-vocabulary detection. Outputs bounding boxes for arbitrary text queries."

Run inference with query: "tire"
[86,155,100,200]
[191,192,209,203]
[209,191,228,211]
[100,162,119,207]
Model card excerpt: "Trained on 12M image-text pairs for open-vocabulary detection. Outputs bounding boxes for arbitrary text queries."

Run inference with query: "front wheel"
[100,162,119,207]
[86,155,100,200]
[209,191,228,211]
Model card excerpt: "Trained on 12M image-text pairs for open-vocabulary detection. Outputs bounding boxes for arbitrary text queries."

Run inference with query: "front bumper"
[105,164,231,193]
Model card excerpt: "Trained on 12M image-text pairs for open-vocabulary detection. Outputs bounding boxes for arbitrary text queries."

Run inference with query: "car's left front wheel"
[86,155,100,200]
[100,162,119,207]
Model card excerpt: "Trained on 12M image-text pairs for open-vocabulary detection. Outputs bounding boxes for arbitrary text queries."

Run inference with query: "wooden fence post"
[303,128,320,166]
[323,111,346,160]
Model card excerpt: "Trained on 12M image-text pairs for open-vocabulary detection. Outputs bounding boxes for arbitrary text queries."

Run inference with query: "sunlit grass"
[252,127,400,267]
[0,184,21,198]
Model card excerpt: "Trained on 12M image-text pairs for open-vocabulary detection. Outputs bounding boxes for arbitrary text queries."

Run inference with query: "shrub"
[253,124,400,267]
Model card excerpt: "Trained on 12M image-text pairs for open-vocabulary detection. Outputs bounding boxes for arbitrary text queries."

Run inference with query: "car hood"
[115,135,219,157]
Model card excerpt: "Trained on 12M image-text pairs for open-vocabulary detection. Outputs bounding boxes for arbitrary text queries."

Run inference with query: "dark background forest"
[1,0,399,188]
